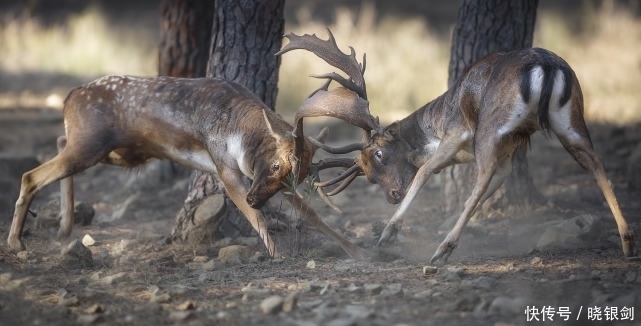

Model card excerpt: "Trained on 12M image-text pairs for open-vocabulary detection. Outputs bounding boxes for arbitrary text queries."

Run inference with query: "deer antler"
[278,29,380,155]
[279,29,381,201]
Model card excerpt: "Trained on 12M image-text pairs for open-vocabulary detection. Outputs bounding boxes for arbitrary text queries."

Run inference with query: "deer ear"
[262,109,282,142]
[384,122,401,140]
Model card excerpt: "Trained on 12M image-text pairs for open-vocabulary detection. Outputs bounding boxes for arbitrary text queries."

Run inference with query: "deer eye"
[271,162,280,172]
[374,150,383,160]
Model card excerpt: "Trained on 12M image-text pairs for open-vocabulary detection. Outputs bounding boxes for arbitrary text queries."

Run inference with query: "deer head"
[245,108,314,208]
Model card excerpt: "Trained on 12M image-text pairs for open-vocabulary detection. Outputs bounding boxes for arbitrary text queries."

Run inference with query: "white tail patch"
[549,70,582,143]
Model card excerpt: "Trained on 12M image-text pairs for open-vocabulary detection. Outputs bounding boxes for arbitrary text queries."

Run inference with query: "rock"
[283,293,298,312]
[176,301,196,311]
[306,259,316,269]
[380,283,403,297]
[536,214,604,250]
[260,295,284,315]
[240,282,269,297]
[77,314,102,324]
[530,256,542,265]
[344,304,374,319]
[60,240,93,268]
[218,245,251,265]
[81,234,96,247]
[488,296,528,315]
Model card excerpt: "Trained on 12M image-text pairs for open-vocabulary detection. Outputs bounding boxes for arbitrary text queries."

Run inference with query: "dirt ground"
[0,107,640,326]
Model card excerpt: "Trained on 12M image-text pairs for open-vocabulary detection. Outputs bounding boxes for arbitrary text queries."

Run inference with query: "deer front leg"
[377,132,471,246]
[283,191,369,260]
[429,156,512,263]
[217,168,278,257]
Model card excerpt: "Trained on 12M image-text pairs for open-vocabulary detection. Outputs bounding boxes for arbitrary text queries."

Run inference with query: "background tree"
[168,0,286,243]
[442,0,542,216]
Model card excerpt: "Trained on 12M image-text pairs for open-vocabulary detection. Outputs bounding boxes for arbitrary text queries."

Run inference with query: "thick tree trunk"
[443,0,542,216]
[171,0,285,244]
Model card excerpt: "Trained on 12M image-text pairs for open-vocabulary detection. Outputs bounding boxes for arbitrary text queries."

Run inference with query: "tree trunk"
[158,0,214,78]
[443,0,542,216]
[171,0,285,244]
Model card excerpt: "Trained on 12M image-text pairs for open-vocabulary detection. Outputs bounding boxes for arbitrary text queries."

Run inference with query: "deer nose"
[246,194,259,208]
[389,189,403,203]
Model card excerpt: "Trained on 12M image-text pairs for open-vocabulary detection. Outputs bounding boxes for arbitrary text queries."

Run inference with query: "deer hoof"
[621,232,636,258]
[7,237,25,252]
[376,222,399,247]
[430,240,457,264]
[57,227,72,240]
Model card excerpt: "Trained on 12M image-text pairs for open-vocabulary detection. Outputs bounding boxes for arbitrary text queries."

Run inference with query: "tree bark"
[443,0,541,215]
[171,0,285,244]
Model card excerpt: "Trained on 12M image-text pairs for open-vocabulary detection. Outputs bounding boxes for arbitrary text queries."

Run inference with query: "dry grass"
[0,3,639,124]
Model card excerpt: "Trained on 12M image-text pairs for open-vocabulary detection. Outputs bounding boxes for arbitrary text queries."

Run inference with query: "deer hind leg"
[7,134,112,251]
[551,115,635,257]
[217,167,278,257]
[57,136,74,239]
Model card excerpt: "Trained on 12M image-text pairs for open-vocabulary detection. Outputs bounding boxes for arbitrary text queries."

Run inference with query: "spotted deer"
[7,73,369,259]
[283,32,636,263]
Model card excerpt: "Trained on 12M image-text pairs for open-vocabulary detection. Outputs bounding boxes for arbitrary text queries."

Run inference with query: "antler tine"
[325,169,361,196]
[308,136,365,155]
[315,163,361,188]
[277,28,367,99]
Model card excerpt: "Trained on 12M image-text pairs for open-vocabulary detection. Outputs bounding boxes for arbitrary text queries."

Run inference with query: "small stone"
[77,314,102,324]
[530,256,542,265]
[380,283,403,297]
[218,245,251,265]
[422,265,438,275]
[176,301,196,311]
[16,251,29,261]
[192,256,209,263]
[240,283,269,297]
[81,234,96,247]
[151,292,171,304]
[169,311,193,321]
[364,283,383,295]
[201,259,219,271]
[306,259,316,269]
[413,289,433,299]
[260,295,284,315]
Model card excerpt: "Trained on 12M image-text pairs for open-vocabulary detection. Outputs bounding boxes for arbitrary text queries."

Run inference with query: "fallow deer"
[284,32,636,263]
[7,70,369,258]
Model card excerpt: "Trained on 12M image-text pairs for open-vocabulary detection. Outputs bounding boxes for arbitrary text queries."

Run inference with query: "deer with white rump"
[7,57,371,259]
[290,36,636,263]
